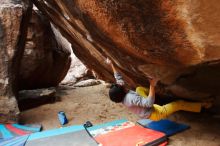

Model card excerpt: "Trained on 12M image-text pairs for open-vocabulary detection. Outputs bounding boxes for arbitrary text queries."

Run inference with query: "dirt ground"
[20,84,220,146]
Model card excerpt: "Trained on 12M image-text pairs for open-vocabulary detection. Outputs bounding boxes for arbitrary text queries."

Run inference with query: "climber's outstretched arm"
[148,79,158,98]
[106,58,117,73]
[145,78,158,106]
[106,58,125,86]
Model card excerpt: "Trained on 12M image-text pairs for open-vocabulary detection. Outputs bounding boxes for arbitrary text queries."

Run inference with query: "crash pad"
[0,124,41,139]
[90,120,135,137]
[93,122,167,146]
[137,119,190,136]
[27,119,127,141]
[0,135,29,146]
[25,130,98,146]
[24,119,168,146]
[25,119,128,146]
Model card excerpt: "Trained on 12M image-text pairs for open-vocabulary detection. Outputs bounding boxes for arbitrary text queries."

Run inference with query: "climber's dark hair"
[109,84,126,103]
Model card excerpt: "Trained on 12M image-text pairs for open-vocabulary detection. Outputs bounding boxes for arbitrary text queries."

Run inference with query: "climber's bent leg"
[148,100,202,121]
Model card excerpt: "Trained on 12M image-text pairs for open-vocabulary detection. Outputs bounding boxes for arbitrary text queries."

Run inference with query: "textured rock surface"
[0,0,31,123]
[0,0,71,122]
[54,28,90,86]
[19,10,71,90]
[61,52,89,85]
[74,79,101,87]
[18,87,56,111]
[32,0,220,102]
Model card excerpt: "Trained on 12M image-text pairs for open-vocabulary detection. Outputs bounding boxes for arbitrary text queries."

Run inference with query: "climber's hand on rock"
[149,78,159,87]
[105,58,113,65]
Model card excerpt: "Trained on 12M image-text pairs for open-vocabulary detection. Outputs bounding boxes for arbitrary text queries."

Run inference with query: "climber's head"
[109,84,126,103]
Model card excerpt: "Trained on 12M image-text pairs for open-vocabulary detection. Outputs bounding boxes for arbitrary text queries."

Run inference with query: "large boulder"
[32,0,220,102]
[0,0,72,122]
[19,10,71,90]
[0,0,32,123]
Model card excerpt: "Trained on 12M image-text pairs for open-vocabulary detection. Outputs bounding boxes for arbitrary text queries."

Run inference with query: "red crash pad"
[95,125,167,146]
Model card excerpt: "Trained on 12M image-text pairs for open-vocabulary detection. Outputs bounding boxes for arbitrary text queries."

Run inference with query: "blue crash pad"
[137,119,190,136]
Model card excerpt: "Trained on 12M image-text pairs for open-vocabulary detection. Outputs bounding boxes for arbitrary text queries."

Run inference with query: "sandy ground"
[20,84,220,146]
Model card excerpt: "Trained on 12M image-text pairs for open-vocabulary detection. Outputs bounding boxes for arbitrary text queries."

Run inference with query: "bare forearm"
[148,84,155,97]
[146,83,156,106]
[109,62,125,86]
[111,63,117,73]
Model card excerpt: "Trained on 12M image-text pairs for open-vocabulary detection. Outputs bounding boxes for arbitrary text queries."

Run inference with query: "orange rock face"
[32,0,220,101]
